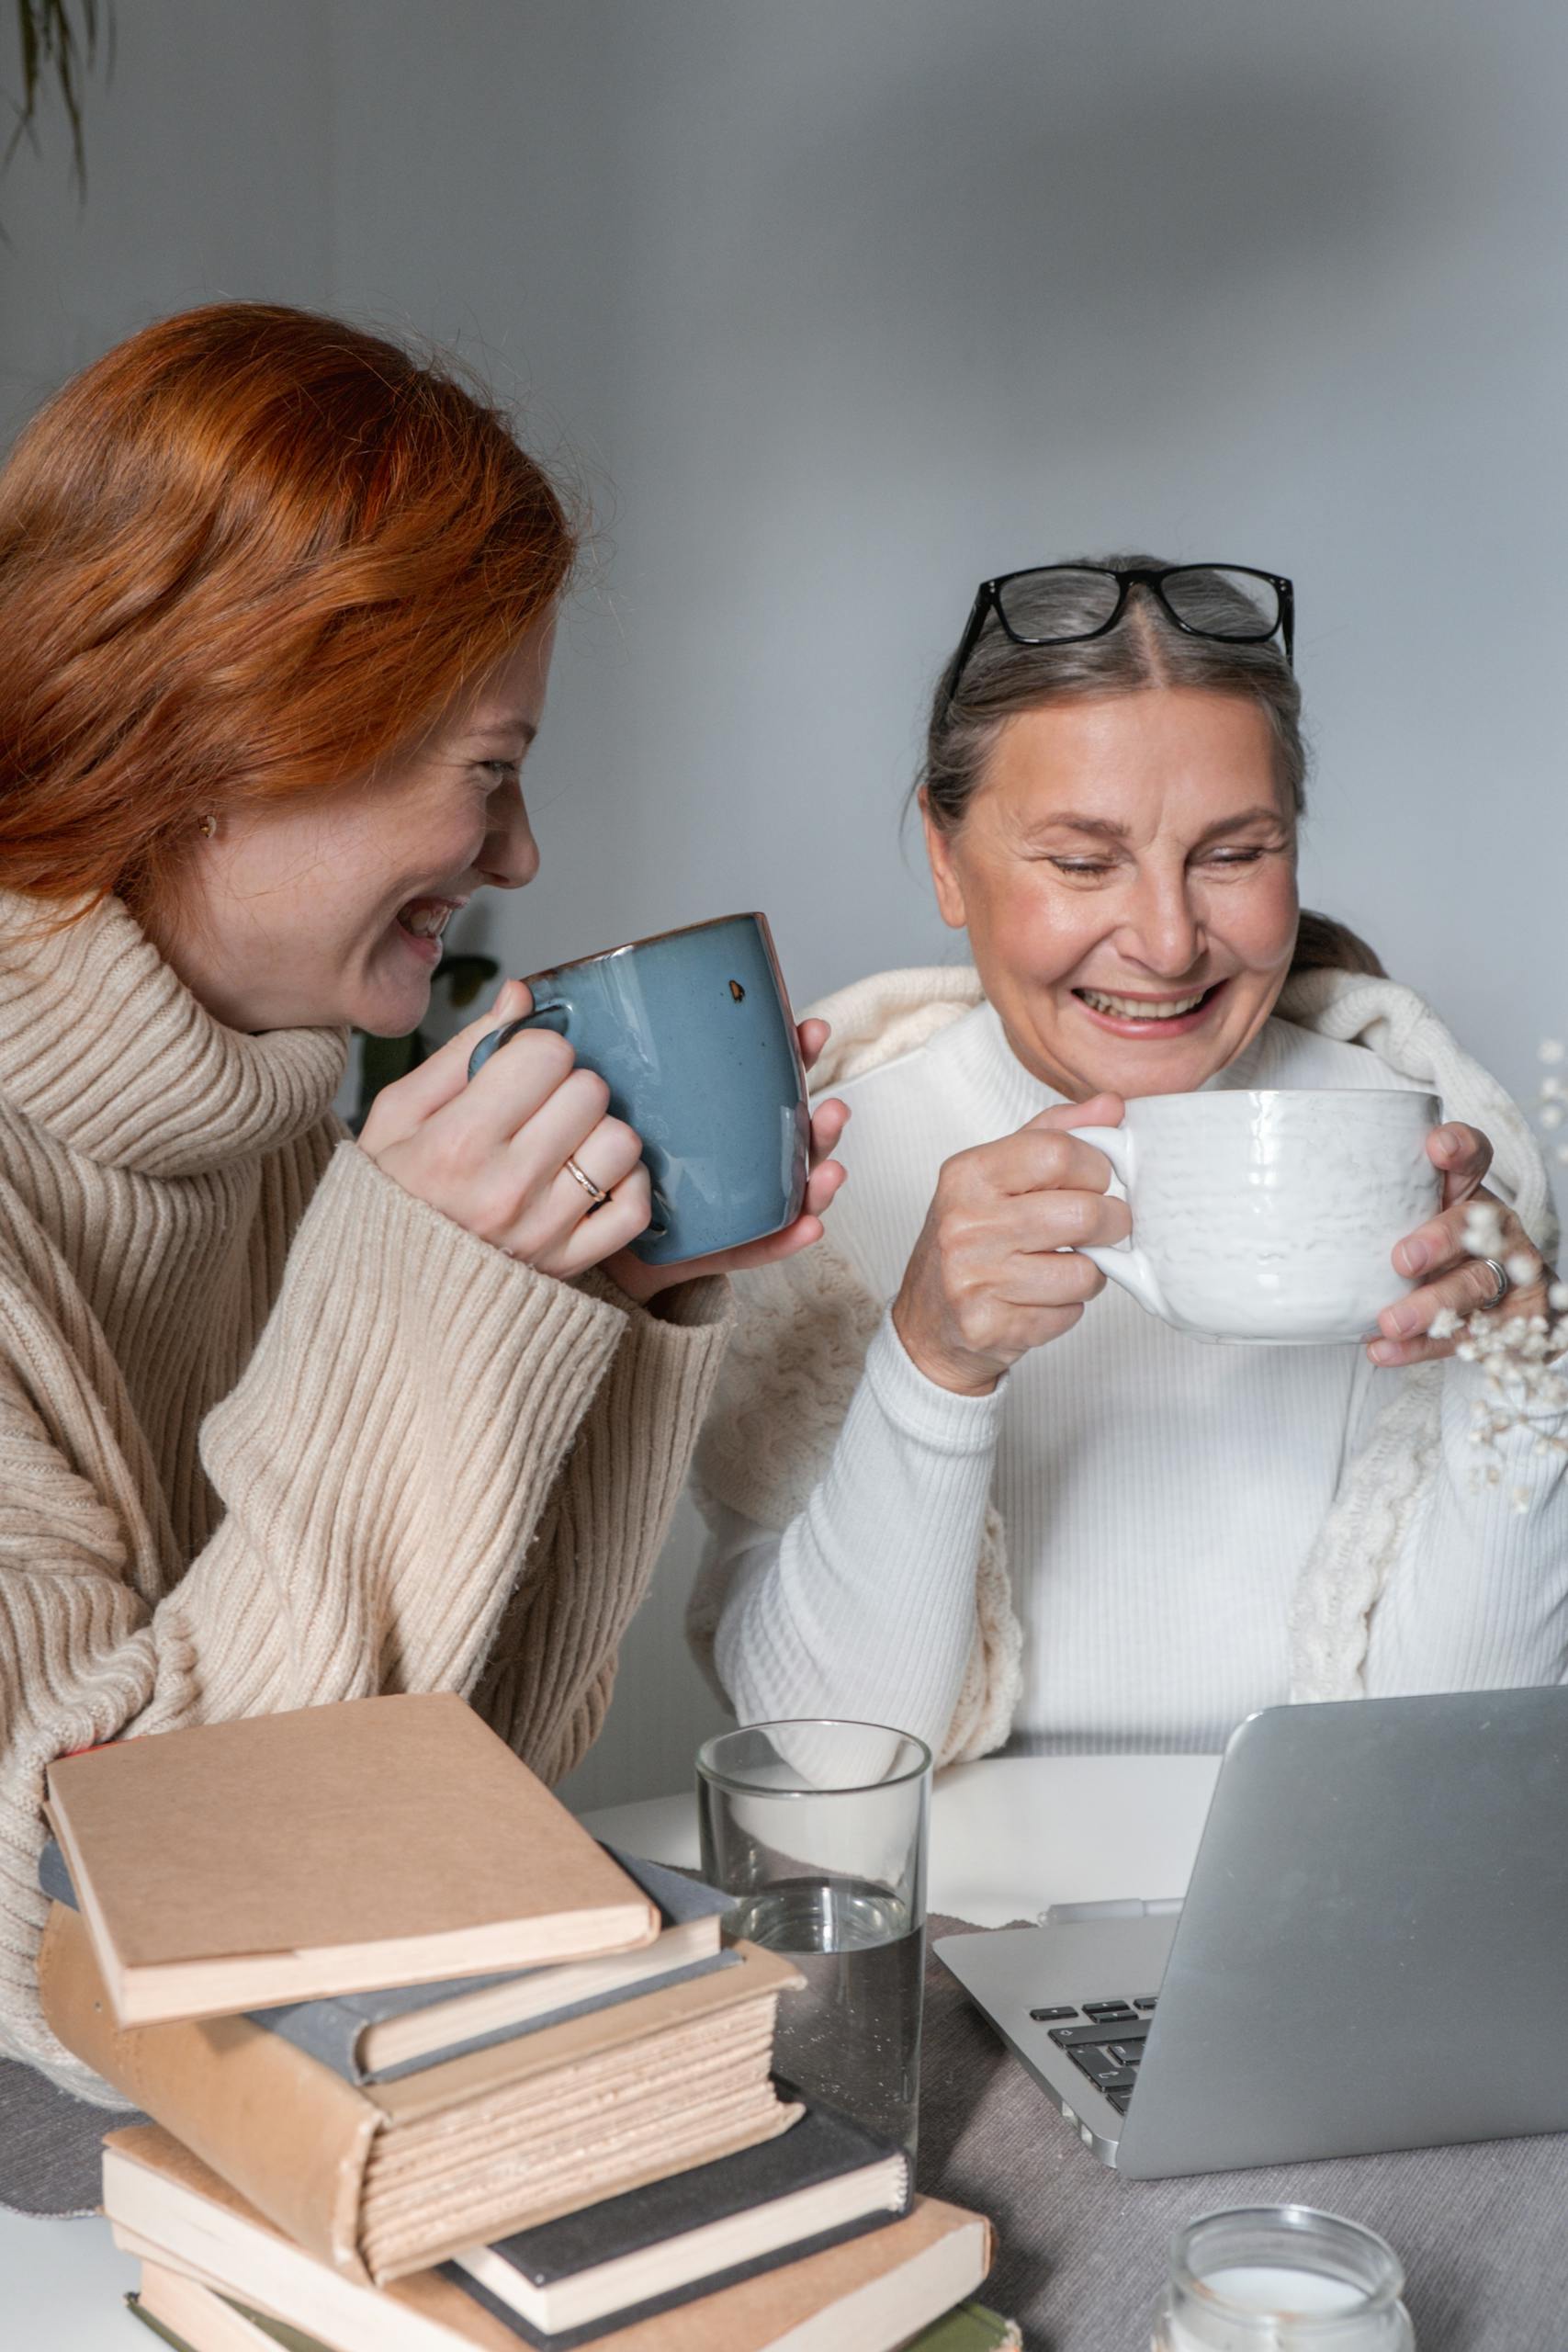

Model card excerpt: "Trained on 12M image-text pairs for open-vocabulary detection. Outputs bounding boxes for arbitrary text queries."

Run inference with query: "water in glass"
[727,1876,924,2158]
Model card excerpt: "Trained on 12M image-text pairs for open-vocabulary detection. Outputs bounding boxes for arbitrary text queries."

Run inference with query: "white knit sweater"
[0,891,733,2098]
[690,967,1565,1763]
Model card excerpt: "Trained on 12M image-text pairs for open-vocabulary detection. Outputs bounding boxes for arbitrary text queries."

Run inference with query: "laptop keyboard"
[1026,1996,1158,2115]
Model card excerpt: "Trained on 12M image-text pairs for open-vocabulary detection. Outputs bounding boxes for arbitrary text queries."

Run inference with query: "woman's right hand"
[891,1093,1131,1396]
[358,981,653,1276]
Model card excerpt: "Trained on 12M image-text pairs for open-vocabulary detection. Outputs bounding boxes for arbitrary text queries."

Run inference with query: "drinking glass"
[696,1720,931,2163]
[1152,2207,1415,2350]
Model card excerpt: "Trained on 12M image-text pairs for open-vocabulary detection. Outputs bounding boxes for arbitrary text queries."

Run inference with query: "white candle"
[1202,2267,1366,2315]
[1163,2260,1395,2349]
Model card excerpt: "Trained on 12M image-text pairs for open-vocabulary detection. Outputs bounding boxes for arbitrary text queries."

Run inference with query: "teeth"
[1079,987,1209,1021]
[399,901,453,940]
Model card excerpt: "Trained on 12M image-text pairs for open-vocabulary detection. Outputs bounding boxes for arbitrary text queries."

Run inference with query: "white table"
[0,1754,1221,2347]
[581,1751,1221,1927]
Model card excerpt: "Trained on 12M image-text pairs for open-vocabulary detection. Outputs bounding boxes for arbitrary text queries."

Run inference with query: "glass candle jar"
[1152,2208,1414,2351]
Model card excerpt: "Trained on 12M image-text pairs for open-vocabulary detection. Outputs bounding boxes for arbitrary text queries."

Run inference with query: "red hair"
[0,303,578,918]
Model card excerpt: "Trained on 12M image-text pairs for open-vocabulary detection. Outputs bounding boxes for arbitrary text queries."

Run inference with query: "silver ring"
[563,1154,611,1211]
[1478,1256,1510,1312]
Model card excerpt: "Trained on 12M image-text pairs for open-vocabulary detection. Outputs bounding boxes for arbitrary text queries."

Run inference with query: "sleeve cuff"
[334,1141,632,1343]
[577,1266,732,1334]
[863,1310,1006,1452]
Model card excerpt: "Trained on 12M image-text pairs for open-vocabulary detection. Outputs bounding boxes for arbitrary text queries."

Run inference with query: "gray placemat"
[0,2056,140,2217]
[918,1914,1568,2350]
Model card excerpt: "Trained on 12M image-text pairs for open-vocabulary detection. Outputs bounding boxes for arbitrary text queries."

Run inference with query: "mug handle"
[1066,1124,1168,1324]
[467,1003,570,1080]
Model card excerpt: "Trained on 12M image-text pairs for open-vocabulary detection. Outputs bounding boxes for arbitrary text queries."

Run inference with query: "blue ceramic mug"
[467,911,810,1266]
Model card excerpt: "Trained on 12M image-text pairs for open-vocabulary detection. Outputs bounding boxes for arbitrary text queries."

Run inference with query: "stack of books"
[40,1693,1008,2351]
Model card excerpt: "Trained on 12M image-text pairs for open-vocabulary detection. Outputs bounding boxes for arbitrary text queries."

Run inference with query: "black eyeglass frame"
[944,561,1295,708]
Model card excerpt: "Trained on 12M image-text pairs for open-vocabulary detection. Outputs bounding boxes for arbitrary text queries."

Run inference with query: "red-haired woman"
[0,304,846,2095]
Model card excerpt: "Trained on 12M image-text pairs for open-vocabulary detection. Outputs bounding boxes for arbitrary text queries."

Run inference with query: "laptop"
[934,1687,1568,2177]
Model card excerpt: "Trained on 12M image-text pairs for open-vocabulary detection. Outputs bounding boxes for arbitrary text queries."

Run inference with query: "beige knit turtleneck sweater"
[0,891,732,2098]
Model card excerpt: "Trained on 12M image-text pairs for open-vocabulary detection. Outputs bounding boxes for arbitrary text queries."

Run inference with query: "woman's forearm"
[1364,1357,1568,1691]
[709,1312,1003,1756]
[153,1144,631,1728]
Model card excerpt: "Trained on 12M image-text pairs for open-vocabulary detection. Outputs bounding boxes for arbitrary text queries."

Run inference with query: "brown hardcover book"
[42,1902,801,2283]
[44,1694,659,2026]
[107,2131,993,2352]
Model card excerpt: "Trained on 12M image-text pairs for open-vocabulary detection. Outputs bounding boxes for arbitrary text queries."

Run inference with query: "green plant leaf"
[434,951,501,1010]
[5,0,110,199]
[352,1030,429,1134]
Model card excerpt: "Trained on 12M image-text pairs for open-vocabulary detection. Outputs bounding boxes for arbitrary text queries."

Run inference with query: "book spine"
[39,1904,379,2285]
[124,2296,197,2352]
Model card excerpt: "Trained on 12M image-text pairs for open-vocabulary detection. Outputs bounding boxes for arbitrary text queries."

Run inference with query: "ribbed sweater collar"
[0,891,348,1176]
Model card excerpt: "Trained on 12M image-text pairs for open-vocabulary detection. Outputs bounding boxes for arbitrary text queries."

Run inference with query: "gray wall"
[3,1,1563,1807]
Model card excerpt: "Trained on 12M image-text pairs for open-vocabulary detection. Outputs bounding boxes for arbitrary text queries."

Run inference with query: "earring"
[197,814,217,839]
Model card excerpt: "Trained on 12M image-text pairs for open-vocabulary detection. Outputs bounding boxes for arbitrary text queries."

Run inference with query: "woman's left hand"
[604,1018,850,1306]
[1370,1121,1555,1367]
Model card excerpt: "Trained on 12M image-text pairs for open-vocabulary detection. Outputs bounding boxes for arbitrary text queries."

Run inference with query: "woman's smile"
[1072,975,1231,1039]
[391,894,468,968]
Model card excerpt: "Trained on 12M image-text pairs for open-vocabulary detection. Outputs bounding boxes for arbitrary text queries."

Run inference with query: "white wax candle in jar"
[1152,2207,1415,2351]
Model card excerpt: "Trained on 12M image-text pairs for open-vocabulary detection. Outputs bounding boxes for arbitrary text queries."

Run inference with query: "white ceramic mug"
[1068,1088,1444,1345]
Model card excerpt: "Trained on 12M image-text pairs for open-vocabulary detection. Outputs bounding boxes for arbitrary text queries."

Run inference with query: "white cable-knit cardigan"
[689,966,1559,1764]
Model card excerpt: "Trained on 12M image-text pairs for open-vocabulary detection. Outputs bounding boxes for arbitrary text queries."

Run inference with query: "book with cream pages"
[107,2132,991,2352]
[43,1901,801,2285]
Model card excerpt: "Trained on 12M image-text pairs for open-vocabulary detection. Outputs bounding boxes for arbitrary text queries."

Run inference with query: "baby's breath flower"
[1427,1306,1462,1340]
[1450,1030,1566,1484]
[1461,1201,1506,1259]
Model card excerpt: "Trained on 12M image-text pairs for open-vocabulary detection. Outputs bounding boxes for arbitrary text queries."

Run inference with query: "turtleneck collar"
[0,891,349,1177]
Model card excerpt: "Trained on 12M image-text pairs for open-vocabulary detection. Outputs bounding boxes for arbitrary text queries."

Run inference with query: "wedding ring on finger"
[1477,1256,1511,1313]
[563,1154,613,1214]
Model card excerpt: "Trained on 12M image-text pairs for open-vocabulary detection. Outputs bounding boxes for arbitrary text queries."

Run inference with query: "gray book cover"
[39,1838,737,2084]
[441,2100,908,2348]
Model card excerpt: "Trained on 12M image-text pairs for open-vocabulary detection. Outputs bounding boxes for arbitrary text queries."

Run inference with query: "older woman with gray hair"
[690,558,1565,1763]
